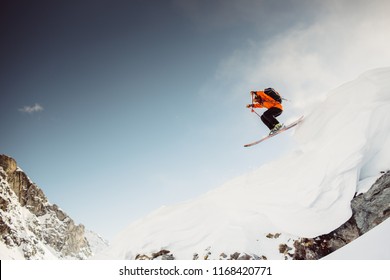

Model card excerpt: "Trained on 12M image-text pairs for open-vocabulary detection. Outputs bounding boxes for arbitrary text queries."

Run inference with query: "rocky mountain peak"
[0,154,17,175]
[0,154,108,259]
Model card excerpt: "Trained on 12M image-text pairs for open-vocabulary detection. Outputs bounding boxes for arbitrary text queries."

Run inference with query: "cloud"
[208,0,390,114]
[18,103,44,114]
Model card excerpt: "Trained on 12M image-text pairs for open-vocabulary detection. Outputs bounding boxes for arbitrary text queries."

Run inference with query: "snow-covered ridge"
[96,68,390,260]
[0,155,108,259]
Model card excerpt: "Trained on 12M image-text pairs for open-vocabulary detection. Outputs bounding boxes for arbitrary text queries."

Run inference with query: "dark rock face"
[352,172,390,235]
[291,217,360,259]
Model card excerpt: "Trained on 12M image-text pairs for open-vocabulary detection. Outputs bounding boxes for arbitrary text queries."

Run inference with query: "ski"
[244,116,304,147]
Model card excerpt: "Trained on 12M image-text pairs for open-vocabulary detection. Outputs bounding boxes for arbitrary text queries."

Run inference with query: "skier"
[246,88,284,135]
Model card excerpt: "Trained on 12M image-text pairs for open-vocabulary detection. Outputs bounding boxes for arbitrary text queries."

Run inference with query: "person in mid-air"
[246,88,284,135]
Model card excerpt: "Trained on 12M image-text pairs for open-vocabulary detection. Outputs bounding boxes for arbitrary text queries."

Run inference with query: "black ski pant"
[261,107,283,130]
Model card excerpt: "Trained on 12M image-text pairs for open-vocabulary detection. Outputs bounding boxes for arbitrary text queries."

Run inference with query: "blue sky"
[2,0,390,240]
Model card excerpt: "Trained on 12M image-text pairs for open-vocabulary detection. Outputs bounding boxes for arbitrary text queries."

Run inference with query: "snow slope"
[96,68,390,260]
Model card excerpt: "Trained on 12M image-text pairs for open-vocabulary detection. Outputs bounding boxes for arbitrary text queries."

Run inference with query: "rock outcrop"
[0,154,108,259]
[286,171,390,259]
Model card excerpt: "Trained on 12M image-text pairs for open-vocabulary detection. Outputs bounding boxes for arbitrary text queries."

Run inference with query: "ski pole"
[249,91,262,119]
[252,109,262,119]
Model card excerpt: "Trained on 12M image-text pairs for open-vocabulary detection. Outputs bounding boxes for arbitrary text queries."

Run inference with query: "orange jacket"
[251,91,283,110]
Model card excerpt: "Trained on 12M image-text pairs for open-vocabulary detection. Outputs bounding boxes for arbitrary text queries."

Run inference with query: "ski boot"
[269,123,284,135]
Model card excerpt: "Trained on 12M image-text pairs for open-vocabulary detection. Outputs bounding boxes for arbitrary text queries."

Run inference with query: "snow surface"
[96,68,390,260]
